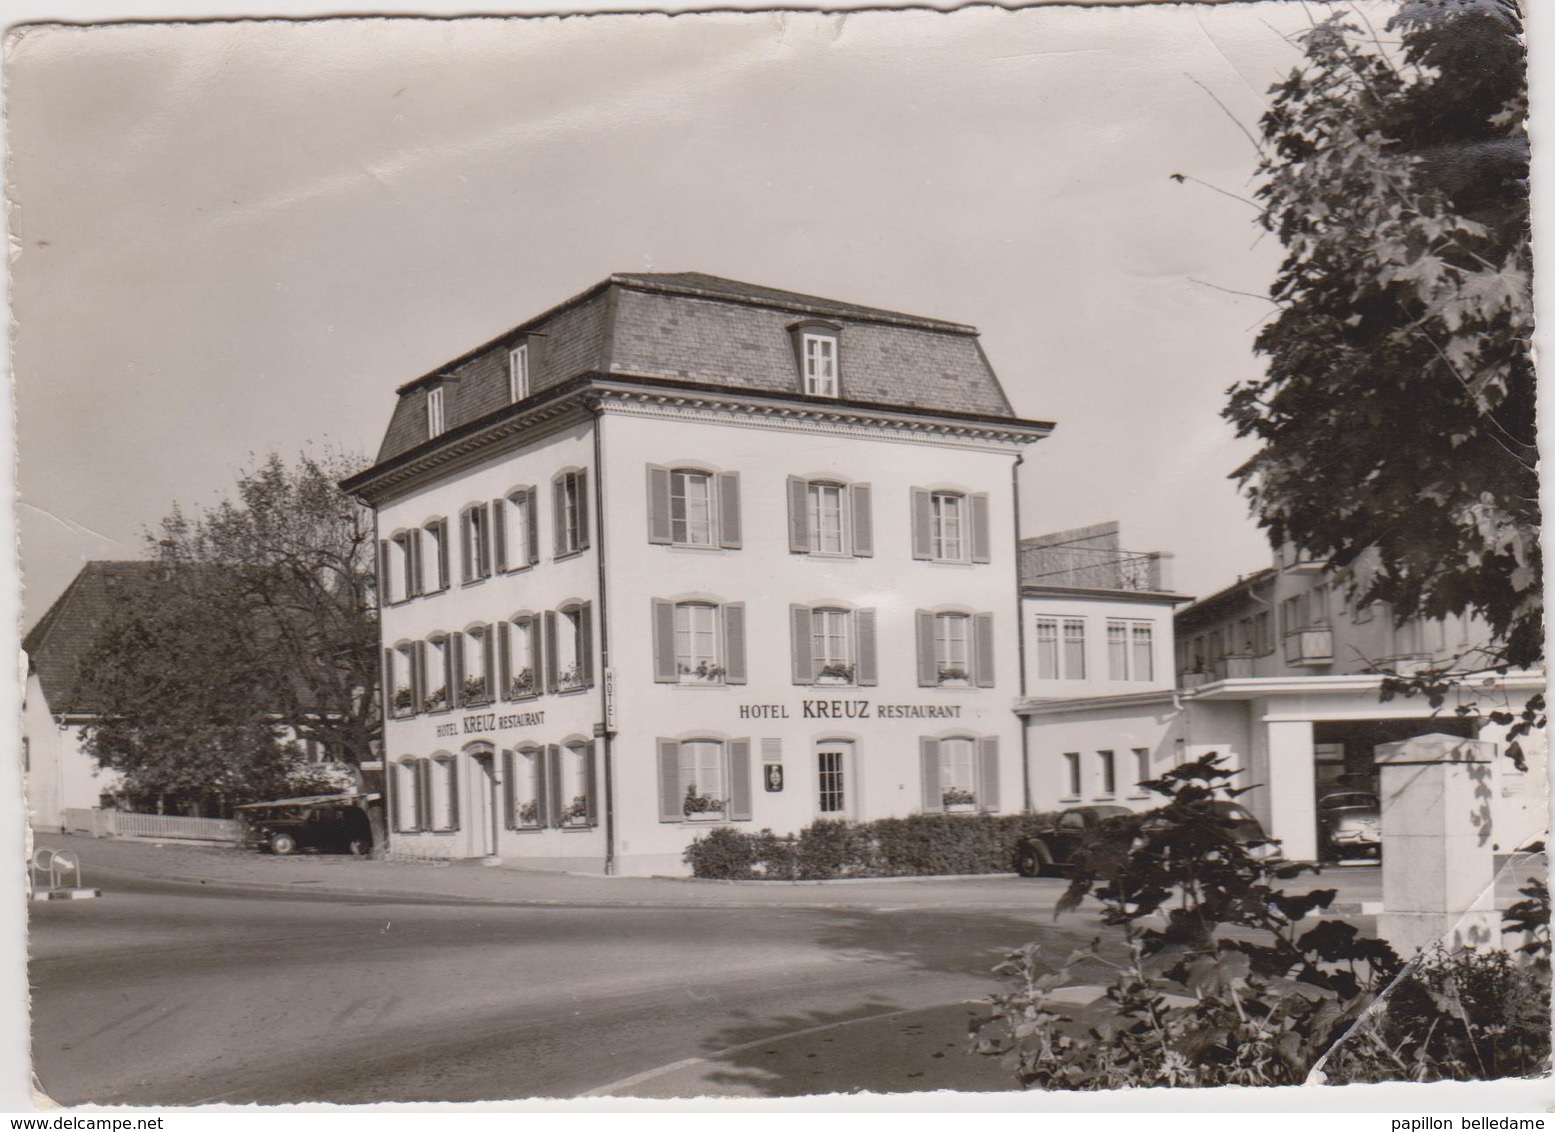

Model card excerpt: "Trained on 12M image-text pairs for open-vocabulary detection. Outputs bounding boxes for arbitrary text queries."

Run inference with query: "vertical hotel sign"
[603,668,618,733]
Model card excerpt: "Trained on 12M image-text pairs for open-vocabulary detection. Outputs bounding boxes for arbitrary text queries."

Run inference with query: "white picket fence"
[62,808,241,843]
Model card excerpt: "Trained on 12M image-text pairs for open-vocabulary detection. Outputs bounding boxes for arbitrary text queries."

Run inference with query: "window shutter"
[408,528,423,596]
[973,612,996,687]
[576,471,590,550]
[850,483,873,557]
[481,503,495,576]
[855,608,878,686]
[416,759,431,831]
[436,520,450,589]
[970,493,992,564]
[386,763,398,832]
[524,488,539,567]
[484,623,497,695]
[583,742,599,826]
[911,489,933,560]
[723,602,747,685]
[502,750,515,830]
[786,476,810,554]
[447,759,461,832]
[790,604,815,685]
[498,620,512,701]
[450,632,465,707]
[382,648,395,714]
[412,641,427,709]
[578,603,594,685]
[718,471,742,549]
[492,499,508,572]
[920,738,943,813]
[552,479,565,556]
[652,600,678,683]
[532,746,550,828]
[916,611,938,686]
[728,739,753,821]
[544,611,559,693]
[646,466,673,545]
[529,615,545,696]
[657,739,683,822]
[977,736,1001,813]
[377,540,392,603]
[546,744,564,828]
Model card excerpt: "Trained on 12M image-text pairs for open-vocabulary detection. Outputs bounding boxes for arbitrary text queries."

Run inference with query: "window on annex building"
[426,385,446,438]
[1097,750,1117,798]
[1106,620,1154,682]
[1132,748,1151,796]
[790,604,878,687]
[650,599,747,685]
[1062,752,1082,799]
[500,614,542,700]
[920,735,1001,813]
[646,467,741,550]
[656,737,753,823]
[545,603,593,693]
[495,488,539,572]
[553,469,590,557]
[911,488,991,564]
[785,477,872,557]
[915,610,996,687]
[460,503,492,584]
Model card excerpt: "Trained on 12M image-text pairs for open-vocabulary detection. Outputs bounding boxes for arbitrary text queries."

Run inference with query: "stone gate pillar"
[1374,733,1499,955]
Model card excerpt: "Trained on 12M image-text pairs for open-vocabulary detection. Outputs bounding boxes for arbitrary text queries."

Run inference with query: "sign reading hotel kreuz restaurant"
[437,698,964,738]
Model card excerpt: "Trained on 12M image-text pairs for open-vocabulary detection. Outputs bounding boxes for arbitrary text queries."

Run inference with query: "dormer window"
[788,320,842,398]
[509,344,530,403]
[426,385,446,438]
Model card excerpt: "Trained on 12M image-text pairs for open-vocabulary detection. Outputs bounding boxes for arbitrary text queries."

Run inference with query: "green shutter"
[911,489,933,560]
[652,600,678,682]
[647,466,673,544]
[970,493,992,563]
[850,483,873,557]
[977,737,1001,813]
[718,471,742,549]
[790,604,815,684]
[916,611,937,686]
[658,739,683,823]
[920,739,943,813]
[974,612,996,687]
[728,739,752,821]
[723,603,747,685]
[787,477,810,554]
[855,608,878,686]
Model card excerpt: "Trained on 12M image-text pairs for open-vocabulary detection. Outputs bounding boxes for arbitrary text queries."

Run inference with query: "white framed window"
[934,613,970,684]
[1132,748,1151,796]
[460,625,494,705]
[930,492,964,561]
[428,754,458,832]
[652,599,746,685]
[809,482,845,554]
[916,610,994,688]
[1107,620,1155,682]
[504,614,541,699]
[802,333,839,397]
[507,745,543,829]
[817,743,851,815]
[786,477,871,557]
[1062,752,1081,799]
[676,602,721,682]
[423,636,451,712]
[939,736,977,810]
[656,737,753,823]
[812,608,853,683]
[553,470,589,557]
[1035,617,1086,680]
[671,470,714,547]
[426,386,446,438]
[421,519,449,593]
[508,343,530,403]
[1097,750,1117,797]
[461,503,491,583]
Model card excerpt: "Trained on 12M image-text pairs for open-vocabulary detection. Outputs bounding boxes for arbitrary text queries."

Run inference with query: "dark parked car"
[242,800,373,856]
[1014,801,1282,877]
[1014,804,1132,877]
[1318,791,1382,861]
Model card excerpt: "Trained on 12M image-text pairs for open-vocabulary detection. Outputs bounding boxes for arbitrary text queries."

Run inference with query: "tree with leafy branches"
[80,450,380,813]
[1223,1,1537,741]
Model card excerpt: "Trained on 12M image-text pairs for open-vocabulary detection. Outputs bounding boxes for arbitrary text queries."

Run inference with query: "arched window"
[393,757,423,832]
[423,635,451,712]
[429,754,459,832]
[920,736,1001,814]
[552,469,589,557]
[505,745,543,829]
[559,741,594,828]
[501,613,542,700]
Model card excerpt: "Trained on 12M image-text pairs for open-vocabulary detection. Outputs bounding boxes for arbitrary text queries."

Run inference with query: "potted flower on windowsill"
[461,675,489,704]
[816,663,854,685]
[517,799,539,826]
[557,664,586,691]
[678,661,726,684]
[392,687,414,716]
[682,783,726,821]
[942,786,977,812]
[937,667,970,687]
[563,795,590,825]
[423,688,448,712]
[508,667,535,698]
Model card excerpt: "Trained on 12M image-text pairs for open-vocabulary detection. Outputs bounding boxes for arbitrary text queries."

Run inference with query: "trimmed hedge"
[684,812,1062,879]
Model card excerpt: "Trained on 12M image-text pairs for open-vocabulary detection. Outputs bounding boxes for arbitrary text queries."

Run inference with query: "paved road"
[30,869,1093,1104]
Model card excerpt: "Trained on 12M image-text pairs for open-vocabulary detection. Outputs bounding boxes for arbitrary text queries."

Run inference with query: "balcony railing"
[1020,548,1173,593]
[1283,628,1334,666]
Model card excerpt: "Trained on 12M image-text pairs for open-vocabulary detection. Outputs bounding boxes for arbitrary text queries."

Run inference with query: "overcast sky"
[8,2,1401,627]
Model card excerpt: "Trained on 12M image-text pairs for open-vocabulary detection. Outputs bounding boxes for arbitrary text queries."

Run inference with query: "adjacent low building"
[342,272,1053,875]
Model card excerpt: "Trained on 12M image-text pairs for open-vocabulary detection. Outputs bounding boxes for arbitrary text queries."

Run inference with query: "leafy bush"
[969,754,1550,1088]
[683,812,1060,879]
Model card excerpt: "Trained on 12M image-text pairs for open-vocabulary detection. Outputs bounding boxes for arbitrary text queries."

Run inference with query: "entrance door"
[470,754,498,856]
[816,743,853,819]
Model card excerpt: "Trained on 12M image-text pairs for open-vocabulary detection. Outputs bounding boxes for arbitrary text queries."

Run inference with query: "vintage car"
[1318,791,1382,861]
[1014,800,1282,877]
[238,795,374,856]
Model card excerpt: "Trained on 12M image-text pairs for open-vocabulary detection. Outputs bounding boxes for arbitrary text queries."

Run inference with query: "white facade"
[23,675,121,831]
